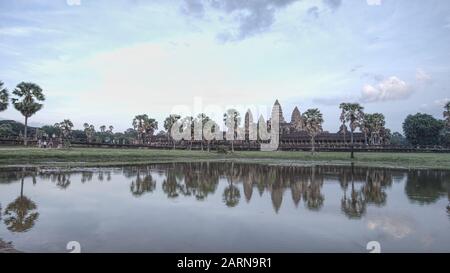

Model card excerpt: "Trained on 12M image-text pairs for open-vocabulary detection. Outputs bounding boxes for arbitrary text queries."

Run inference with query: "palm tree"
[181,116,194,149]
[360,114,370,145]
[370,113,385,145]
[302,109,324,154]
[11,82,45,146]
[132,114,158,144]
[444,101,450,128]
[196,113,210,151]
[55,119,74,147]
[164,114,181,149]
[340,103,364,158]
[0,81,9,112]
[3,173,39,233]
[83,123,96,143]
[223,109,241,152]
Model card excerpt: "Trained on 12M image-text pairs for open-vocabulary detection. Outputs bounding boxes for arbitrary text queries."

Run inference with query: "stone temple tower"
[273,99,286,123]
[290,106,304,131]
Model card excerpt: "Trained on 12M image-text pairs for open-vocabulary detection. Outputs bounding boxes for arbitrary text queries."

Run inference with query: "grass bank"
[0,147,449,170]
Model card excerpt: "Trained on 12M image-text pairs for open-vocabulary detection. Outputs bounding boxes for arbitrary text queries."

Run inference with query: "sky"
[1,0,450,133]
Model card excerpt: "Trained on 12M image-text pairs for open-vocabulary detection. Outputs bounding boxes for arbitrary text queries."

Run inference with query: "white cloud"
[66,0,81,6]
[434,98,450,107]
[0,26,58,37]
[416,68,432,84]
[361,76,413,103]
[366,0,382,6]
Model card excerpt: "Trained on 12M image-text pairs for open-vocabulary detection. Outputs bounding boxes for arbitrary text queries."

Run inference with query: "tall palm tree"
[0,81,9,112]
[132,114,158,144]
[223,109,241,152]
[83,123,96,143]
[55,119,74,147]
[444,101,450,128]
[181,116,194,150]
[302,108,324,154]
[196,113,210,151]
[340,103,364,158]
[164,114,181,149]
[11,82,45,146]
[3,173,39,233]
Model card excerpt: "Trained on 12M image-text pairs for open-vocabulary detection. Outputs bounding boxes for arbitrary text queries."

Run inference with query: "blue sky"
[1,0,450,132]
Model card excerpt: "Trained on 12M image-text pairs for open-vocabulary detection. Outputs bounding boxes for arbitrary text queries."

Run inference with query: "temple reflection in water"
[1,163,449,220]
[1,163,450,253]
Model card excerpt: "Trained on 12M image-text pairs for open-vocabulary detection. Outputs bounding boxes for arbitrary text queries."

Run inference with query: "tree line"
[1,80,450,151]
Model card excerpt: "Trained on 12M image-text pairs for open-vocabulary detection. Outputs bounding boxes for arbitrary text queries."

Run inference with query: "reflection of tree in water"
[81,171,94,183]
[341,165,366,219]
[3,175,39,233]
[162,165,184,198]
[223,163,241,207]
[405,170,450,205]
[303,167,324,211]
[361,170,391,206]
[340,166,400,219]
[130,171,156,197]
[3,163,449,219]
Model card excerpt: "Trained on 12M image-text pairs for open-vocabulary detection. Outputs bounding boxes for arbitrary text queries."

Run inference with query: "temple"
[244,100,368,149]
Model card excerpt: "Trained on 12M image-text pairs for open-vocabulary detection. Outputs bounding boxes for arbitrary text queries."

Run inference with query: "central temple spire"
[273,99,285,123]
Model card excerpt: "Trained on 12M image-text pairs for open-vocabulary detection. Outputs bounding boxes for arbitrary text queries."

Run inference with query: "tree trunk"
[24,116,28,146]
[207,141,210,152]
[231,140,234,152]
[311,135,315,154]
[350,128,354,159]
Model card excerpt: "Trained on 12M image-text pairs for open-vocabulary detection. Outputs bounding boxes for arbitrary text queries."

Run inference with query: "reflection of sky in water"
[0,164,449,253]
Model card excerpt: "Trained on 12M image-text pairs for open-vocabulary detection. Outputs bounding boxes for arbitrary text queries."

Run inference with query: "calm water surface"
[0,163,449,253]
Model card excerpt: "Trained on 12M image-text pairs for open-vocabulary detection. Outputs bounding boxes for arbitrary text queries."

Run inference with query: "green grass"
[0,147,449,170]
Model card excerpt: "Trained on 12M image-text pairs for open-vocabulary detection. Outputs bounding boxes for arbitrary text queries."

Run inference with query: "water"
[0,163,449,253]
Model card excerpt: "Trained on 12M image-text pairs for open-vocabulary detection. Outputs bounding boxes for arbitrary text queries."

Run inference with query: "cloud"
[182,0,299,42]
[366,0,382,6]
[181,0,205,18]
[416,68,432,84]
[323,0,342,11]
[0,26,59,37]
[434,98,450,107]
[307,6,319,19]
[361,76,413,103]
[66,0,81,6]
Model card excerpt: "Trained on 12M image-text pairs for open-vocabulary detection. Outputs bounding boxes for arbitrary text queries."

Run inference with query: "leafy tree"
[196,113,211,151]
[364,113,387,145]
[181,116,194,149]
[11,82,45,146]
[132,114,158,144]
[54,119,74,147]
[302,108,323,154]
[340,103,364,158]
[444,101,450,128]
[390,132,407,146]
[223,109,241,152]
[83,123,96,143]
[0,81,9,112]
[164,114,181,149]
[403,113,444,146]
